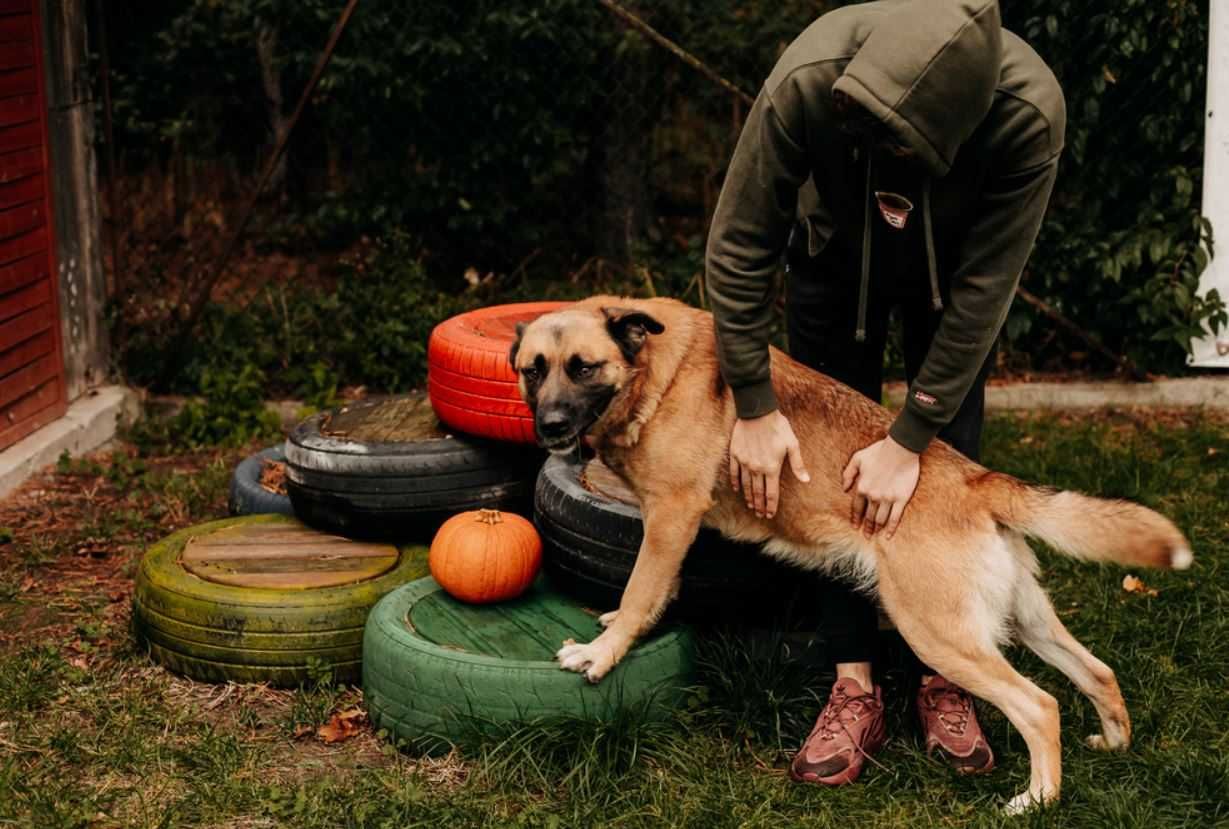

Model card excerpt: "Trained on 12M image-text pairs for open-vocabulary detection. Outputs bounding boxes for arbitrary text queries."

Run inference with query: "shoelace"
[815,686,878,742]
[923,684,972,736]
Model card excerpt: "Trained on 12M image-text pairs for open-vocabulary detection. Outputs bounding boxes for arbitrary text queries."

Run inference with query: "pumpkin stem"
[476,509,503,525]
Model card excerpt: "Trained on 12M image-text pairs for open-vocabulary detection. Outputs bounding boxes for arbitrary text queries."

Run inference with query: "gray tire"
[228,445,294,517]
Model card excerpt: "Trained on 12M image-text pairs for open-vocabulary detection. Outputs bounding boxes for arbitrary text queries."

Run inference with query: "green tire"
[363,577,694,752]
[132,515,429,686]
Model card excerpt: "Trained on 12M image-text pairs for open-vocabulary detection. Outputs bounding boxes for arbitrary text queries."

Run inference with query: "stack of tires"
[363,302,694,748]
[136,302,712,747]
[140,303,566,690]
[228,303,569,537]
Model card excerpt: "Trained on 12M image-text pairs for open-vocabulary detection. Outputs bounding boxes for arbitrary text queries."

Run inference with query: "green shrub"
[122,231,475,402]
[1000,0,1223,373]
[110,0,1220,377]
[169,364,283,449]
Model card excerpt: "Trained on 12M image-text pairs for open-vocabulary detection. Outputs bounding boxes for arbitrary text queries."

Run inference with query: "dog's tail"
[979,472,1192,570]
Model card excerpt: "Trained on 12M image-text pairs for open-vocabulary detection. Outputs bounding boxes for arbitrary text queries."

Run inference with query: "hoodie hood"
[832,0,1003,177]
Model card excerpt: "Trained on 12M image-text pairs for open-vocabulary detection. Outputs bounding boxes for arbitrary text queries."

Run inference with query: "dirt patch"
[0,444,246,652]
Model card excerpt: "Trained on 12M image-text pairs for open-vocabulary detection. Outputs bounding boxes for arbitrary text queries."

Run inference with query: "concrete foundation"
[0,385,140,500]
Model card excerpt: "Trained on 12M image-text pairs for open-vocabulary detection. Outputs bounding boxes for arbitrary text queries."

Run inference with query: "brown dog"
[510,295,1192,813]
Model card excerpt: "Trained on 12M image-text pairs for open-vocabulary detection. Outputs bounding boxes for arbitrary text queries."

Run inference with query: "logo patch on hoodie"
[875,191,913,230]
[913,390,937,406]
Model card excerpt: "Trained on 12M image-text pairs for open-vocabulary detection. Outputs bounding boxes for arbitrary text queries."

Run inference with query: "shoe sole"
[927,744,995,775]
[790,730,888,787]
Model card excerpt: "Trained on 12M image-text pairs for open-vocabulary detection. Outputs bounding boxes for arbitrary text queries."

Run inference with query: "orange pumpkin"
[429,509,542,604]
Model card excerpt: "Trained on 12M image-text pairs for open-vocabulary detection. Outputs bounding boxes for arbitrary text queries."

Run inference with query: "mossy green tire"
[363,577,694,752]
[132,515,429,686]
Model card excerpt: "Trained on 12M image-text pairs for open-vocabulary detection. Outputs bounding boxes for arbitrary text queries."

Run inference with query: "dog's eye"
[569,358,603,380]
[521,367,539,381]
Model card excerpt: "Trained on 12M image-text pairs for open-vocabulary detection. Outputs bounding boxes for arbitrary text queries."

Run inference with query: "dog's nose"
[538,410,571,439]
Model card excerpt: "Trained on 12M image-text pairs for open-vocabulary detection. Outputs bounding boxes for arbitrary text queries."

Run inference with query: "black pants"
[785,255,992,669]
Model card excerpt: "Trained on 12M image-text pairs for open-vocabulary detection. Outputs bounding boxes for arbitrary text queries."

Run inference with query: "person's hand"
[842,436,920,538]
[729,411,811,519]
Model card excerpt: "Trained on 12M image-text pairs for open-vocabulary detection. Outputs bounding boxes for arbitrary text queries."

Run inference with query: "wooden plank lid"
[320,393,444,444]
[180,521,400,590]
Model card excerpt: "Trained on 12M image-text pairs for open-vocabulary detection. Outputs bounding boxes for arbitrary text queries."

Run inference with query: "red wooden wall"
[0,0,65,451]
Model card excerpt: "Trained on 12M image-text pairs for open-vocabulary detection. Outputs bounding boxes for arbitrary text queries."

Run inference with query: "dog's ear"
[508,321,528,368]
[603,307,665,362]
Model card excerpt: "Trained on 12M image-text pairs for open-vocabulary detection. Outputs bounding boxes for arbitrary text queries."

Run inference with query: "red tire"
[427,302,569,443]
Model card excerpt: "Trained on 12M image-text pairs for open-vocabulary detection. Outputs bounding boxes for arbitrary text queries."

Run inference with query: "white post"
[1192,0,1229,366]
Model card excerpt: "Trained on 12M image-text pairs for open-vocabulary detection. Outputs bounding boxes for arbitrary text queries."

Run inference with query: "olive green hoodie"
[706,0,1065,452]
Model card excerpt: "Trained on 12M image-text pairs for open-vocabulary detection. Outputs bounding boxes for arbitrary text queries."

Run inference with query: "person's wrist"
[885,434,920,458]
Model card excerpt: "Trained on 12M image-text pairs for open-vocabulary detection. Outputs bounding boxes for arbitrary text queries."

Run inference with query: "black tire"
[534,456,819,625]
[228,445,294,517]
[286,394,543,542]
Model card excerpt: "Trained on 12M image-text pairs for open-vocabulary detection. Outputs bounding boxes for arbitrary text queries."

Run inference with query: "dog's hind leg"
[878,554,1062,814]
[1007,535,1130,752]
[901,631,1062,813]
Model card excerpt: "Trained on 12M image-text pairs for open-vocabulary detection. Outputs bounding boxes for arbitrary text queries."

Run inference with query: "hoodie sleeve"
[706,87,811,419]
[888,154,1059,453]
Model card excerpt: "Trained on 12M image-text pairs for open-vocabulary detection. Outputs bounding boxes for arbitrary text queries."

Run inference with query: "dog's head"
[509,305,665,453]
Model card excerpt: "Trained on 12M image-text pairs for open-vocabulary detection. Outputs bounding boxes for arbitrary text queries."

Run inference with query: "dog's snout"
[538,409,571,439]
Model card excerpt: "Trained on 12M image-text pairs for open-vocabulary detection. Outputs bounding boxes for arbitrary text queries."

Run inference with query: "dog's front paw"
[557,638,616,684]
[597,610,620,629]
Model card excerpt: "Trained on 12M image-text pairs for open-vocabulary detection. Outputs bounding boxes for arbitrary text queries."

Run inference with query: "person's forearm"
[890,159,1059,452]
[707,90,810,419]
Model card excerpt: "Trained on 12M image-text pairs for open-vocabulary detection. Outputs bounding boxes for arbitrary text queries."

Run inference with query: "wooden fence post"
[40,0,108,400]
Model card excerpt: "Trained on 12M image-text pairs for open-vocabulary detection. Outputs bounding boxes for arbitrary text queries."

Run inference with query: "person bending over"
[706,0,1065,785]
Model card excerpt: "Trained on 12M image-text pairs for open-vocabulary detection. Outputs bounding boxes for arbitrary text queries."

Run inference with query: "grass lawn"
[0,409,1226,828]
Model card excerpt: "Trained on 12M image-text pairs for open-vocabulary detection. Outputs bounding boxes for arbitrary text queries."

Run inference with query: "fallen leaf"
[1122,574,1159,597]
[317,708,366,744]
[292,723,314,740]
[259,460,288,496]
[74,537,115,558]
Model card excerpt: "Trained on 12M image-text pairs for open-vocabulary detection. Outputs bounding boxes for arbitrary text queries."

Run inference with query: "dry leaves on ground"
[317,708,367,744]
[259,460,288,495]
[1122,574,1159,597]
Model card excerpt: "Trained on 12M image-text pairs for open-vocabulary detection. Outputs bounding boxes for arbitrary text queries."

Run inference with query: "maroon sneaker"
[790,677,887,786]
[916,675,995,774]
